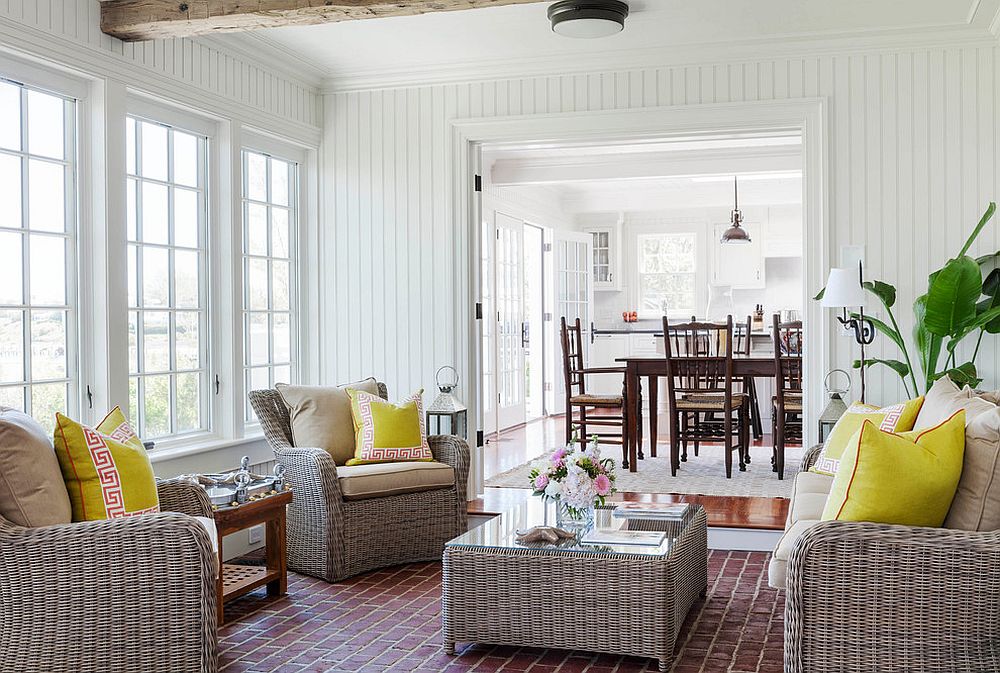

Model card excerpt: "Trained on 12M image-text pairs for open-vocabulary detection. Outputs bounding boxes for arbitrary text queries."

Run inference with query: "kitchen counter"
[594,323,773,338]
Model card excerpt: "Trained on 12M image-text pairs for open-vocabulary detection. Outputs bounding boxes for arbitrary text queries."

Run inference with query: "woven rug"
[485,445,803,499]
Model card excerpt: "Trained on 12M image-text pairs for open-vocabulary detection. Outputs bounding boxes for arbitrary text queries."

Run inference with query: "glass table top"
[448,498,700,558]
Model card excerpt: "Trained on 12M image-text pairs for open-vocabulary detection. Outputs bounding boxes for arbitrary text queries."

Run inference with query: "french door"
[493,212,526,431]
[552,230,593,413]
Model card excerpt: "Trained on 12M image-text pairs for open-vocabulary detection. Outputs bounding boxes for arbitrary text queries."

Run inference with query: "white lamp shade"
[821,267,865,308]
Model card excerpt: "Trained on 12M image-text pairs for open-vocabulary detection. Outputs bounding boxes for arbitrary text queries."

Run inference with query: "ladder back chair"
[734,316,764,441]
[560,317,640,468]
[772,314,804,480]
[663,315,749,478]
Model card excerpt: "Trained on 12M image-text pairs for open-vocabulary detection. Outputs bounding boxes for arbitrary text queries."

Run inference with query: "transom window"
[637,233,697,317]
[0,79,76,433]
[242,149,295,422]
[126,116,209,439]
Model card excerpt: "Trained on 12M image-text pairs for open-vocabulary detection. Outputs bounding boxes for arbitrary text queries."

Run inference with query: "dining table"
[615,354,779,473]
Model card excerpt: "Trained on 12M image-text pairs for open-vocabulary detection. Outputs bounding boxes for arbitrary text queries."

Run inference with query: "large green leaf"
[863,280,897,309]
[947,305,1000,351]
[984,268,1000,297]
[923,255,983,336]
[959,202,997,257]
[935,362,982,389]
[977,296,1000,334]
[813,287,825,301]
[914,294,942,392]
[853,358,910,378]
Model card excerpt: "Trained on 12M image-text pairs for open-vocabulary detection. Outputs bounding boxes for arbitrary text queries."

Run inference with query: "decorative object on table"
[815,202,1000,396]
[272,463,286,491]
[809,397,924,476]
[612,502,691,520]
[52,409,159,521]
[821,262,875,402]
[425,365,468,439]
[706,284,734,320]
[818,368,851,441]
[346,388,432,465]
[234,469,251,505]
[580,528,667,546]
[514,525,577,545]
[186,459,290,508]
[752,304,765,331]
[211,486,293,624]
[720,176,751,243]
[528,432,617,532]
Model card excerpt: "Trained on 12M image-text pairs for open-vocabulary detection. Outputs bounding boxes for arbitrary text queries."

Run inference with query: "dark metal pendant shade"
[721,176,751,243]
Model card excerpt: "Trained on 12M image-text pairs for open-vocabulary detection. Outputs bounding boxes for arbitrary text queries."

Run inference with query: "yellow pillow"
[811,397,924,475]
[53,411,159,521]
[346,388,432,466]
[821,410,965,527]
[98,406,145,451]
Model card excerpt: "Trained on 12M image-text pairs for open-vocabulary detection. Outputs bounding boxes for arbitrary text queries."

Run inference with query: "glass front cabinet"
[587,225,620,291]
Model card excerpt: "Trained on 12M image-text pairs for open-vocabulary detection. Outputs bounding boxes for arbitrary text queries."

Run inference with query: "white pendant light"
[548,1,629,39]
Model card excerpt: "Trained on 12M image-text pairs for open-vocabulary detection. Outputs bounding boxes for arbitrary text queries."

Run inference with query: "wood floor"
[473,413,791,530]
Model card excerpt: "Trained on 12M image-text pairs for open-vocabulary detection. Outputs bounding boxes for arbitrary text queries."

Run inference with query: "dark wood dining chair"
[560,317,641,469]
[663,315,749,478]
[772,314,804,480]
[733,317,764,442]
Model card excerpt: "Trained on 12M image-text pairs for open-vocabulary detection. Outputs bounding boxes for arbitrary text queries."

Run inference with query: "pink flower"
[533,474,549,491]
[551,448,567,468]
[594,474,612,496]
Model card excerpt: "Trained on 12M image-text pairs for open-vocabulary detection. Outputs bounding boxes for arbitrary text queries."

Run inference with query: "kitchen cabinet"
[712,222,765,289]
[586,225,621,291]
[588,333,628,395]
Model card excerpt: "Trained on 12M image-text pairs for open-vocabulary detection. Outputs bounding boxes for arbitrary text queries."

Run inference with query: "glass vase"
[556,500,595,533]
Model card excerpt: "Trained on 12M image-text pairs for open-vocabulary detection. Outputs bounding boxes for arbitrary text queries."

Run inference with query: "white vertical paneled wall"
[325,45,1000,409]
[0,0,321,134]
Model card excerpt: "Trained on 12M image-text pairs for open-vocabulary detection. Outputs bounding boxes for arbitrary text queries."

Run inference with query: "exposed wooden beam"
[100,0,549,42]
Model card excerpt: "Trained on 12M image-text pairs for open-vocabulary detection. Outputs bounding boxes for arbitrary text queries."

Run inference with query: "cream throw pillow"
[945,404,1000,531]
[916,376,994,429]
[276,378,380,465]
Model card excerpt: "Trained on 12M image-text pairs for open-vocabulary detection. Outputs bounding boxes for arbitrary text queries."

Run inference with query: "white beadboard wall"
[325,45,1000,407]
[0,0,321,136]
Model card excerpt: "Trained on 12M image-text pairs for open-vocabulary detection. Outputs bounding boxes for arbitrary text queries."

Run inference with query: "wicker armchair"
[782,445,1000,672]
[0,479,218,673]
[249,384,470,582]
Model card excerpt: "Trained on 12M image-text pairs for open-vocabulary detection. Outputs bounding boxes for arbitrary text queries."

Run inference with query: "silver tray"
[203,476,279,506]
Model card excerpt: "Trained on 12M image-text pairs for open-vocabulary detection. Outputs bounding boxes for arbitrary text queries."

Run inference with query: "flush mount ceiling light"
[548,1,630,38]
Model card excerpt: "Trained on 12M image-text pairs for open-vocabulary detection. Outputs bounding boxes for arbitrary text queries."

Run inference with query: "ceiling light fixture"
[548,1,629,39]
[721,176,752,244]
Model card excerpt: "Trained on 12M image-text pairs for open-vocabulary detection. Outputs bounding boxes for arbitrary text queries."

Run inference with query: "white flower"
[544,480,562,498]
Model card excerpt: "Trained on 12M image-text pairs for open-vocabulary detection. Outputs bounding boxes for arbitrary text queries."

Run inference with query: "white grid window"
[638,233,697,317]
[126,116,209,439]
[0,79,77,434]
[242,150,295,421]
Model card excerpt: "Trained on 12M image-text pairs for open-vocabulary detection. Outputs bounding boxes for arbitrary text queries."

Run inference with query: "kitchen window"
[637,232,697,318]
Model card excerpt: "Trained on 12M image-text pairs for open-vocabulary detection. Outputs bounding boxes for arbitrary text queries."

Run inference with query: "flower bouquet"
[528,433,617,530]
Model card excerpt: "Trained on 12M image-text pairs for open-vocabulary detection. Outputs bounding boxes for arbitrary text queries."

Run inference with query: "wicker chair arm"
[429,434,471,503]
[157,477,214,517]
[0,513,217,672]
[784,520,1000,673]
[799,443,823,473]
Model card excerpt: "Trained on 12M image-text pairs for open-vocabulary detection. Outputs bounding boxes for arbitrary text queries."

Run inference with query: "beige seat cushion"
[569,394,623,407]
[794,470,835,495]
[785,472,833,526]
[768,519,819,588]
[337,461,454,501]
[0,408,72,527]
[276,378,379,465]
[945,406,1000,531]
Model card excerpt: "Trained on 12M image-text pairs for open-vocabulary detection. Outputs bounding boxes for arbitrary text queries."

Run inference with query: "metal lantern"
[818,369,851,441]
[426,366,468,439]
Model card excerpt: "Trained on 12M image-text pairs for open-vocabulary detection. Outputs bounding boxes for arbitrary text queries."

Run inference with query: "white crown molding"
[198,33,327,91]
[320,23,1000,93]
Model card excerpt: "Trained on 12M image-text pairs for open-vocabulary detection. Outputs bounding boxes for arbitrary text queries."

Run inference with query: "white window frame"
[635,229,702,320]
[239,133,304,427]
[0,74,80,430]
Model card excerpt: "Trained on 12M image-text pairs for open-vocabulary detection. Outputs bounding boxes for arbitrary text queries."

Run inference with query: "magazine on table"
[612,502,691,520]
[580,529,667,547]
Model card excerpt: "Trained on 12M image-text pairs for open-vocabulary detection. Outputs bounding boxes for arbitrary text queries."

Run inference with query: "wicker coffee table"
[442,501,708,672]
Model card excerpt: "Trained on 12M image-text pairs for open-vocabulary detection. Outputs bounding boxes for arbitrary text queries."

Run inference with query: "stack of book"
[611,502,691,521]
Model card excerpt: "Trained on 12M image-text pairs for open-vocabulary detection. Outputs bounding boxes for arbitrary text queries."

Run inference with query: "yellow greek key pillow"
[346,389,432,466]
[53,409,159,522]
[811,397,924,475]
[822,410,965,527]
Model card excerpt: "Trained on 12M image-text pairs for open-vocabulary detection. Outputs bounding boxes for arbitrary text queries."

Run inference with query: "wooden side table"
[212,488,292,623]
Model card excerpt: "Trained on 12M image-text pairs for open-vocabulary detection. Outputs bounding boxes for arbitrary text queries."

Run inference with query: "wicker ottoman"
[442,504,708,672]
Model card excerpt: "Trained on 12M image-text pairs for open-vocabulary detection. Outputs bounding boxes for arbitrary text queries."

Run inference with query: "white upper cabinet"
[712,219,765,289]
[586,220,622,291]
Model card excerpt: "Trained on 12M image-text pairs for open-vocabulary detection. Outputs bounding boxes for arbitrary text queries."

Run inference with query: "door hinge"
[543,382,553,392]
[475,302,483,319]
[474,174,482,192]
[476,429,484,446]
[543,243,552,252]
[543,312,552,322]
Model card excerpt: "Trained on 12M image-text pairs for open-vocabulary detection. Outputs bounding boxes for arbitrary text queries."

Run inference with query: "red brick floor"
[220,550,783,673]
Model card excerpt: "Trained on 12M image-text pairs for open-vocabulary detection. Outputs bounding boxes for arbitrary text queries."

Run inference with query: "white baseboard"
[708,526,781,552]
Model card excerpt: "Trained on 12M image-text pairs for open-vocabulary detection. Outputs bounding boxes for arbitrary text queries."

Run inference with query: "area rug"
[485,446,803,499]
[220,550,784,673]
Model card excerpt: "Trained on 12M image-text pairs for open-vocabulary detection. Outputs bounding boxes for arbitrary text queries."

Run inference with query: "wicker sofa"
[772,444,1000,673]
[0,478,218,673]
[249,383,470,583]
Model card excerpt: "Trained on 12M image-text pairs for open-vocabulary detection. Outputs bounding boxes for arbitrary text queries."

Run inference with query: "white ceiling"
[218,0,998,89]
